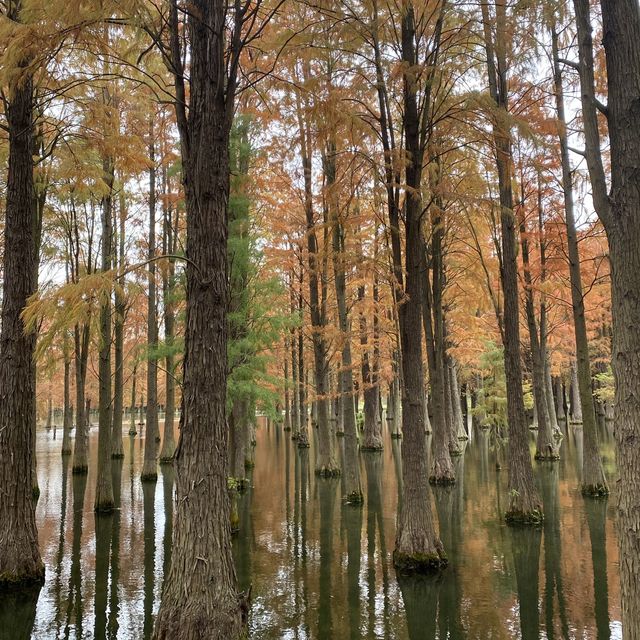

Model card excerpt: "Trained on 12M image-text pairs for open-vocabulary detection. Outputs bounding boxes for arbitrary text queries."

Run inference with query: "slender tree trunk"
[61,336,73,456]
[72,325,90,474]
[142,129,159,482]
[159,168,176,462]
[449,359,467,441]
[94,152,115,513]
[481,0,542,524]
[129,362,138,436]
[111,191,126,459]
[0,54,44,587]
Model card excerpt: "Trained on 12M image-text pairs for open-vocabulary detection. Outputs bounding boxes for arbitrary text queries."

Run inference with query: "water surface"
[1,419,622,639]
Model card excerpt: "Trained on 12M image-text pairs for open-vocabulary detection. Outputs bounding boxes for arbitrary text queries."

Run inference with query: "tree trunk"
[61,336,73,456]
[393,2,446,573]
[94,154,115,513]
[111,191,126,459]
[328,143,361,502]
[72,325,90,474]
[0,57,44,587]
[481,0,542,524]
[142,130,159,482]
[159,167,176,463]
[592,1,640,633]
[449,360,467,441]
[129,362,138,436]
[152,1,244,635]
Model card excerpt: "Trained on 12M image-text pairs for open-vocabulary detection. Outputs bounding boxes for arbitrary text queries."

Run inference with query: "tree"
[0,0,44,587]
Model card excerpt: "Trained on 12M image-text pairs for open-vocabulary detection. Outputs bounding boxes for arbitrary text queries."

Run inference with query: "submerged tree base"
[505,508,544,526]
[393,550,448,575]
[449,448,464,457]
[159,456,174,465]
[111,452,125,460]
[360,444,384,452]
[429,474,456,486]
[0,567,45,590]
[72,465,88,476]
[581,483,610,498]
[344,490,364,505]
[335,431,345,437]
[141,471,158,483]
[390,432,402,439]
[32,485,40,500]
[315,466,341,478]
[95,501,115,514]
[534,451,561,461]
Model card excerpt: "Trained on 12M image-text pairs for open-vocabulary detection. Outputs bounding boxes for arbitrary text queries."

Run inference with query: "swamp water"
[0,419,621,639]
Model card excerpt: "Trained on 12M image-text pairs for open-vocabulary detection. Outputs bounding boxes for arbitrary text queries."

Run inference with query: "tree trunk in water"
[159,168,176,463]
[554,377,565,423]
[46,397,53,430]
[593,1,640,633]
[94,155,115,513]
[142,132,159,482]
[229,399,248,490]
[111,193,126,459]
[152,1,243,635]
[284,336,291,432]
[394,3,446,573]
[481,0,542,524]
[72,325,90,474]
[449,360,467,441]
[0,59,44,588]
[61,340,73,456]
[569,363,583,424]
[129,362,138,436]
[328,144,361,501]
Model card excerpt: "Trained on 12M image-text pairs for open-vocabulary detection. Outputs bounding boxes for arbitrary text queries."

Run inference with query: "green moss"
[236,478,249,493]
[335,431,345,437]
[505,508,544,526]
[449,448,464,457]
[534,452,561,461]
[244,458,255,470]
[297,441,310,449]
[230,513,240,534]
[458,434,469,441]
[141,472,158,482]
[32,485,40,501]
[72,465,88,476]
[111,452,125,460]
[581,483,610,498]
[344,491,364,505]
[159,456,174,465]
[128,429,138,436]
[393,550,448,575]
[390,432,402,439]
[315,466,341,478]
[360,445,384,452]
[283,426,292,432]
[429,475,456,486]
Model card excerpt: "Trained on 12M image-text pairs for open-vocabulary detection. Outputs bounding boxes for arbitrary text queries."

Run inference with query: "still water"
[0,419,621,639]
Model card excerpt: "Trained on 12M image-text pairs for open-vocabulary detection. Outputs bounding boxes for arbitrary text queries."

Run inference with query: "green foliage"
[594,366,615,403]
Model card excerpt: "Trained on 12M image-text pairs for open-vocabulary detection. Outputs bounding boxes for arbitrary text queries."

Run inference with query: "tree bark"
[0,51,44,587]
[152,0,244,635]
[94,151,115,513]
[142,129,159,482]
[481,0,542,524]
[591,1,640,634]
[61,335,73,456]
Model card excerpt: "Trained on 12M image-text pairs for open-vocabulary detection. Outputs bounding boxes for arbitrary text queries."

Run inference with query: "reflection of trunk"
[0,58,44,586]
[511,527,542,640]
[107,459,122,638]
[584,498,611,640]
[398,576,439,640]
[69,474,88,636]
[94,512,112,639]
[161,466,175,586]
[481,0,541,524]
[318,479,338,638]
[343,484,362,639]
[143,481,156,639]
[142,131,159,482]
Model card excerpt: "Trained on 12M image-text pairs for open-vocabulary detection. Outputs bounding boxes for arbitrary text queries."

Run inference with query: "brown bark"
[159,166,176,462]
[129,362,138,436]
[587,1,640,634]
[94,150,115,512]
[142,129,159,482]
[152,0,244,635]
[0,53,44,586]
[481,0,542,524]
[72,324,90,474]
[61,335,73,456]
[393,1,446,573]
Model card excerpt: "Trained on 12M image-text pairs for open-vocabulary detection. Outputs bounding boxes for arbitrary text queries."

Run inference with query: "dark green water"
[0,419,621,639]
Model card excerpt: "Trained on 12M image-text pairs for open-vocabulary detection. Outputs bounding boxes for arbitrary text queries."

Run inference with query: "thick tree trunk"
[152,1,244,635]
[394,3,446,573]
[94,156,115,513]
[142,133,159,482]
[0,61,44,588]
[595,1,640,634]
